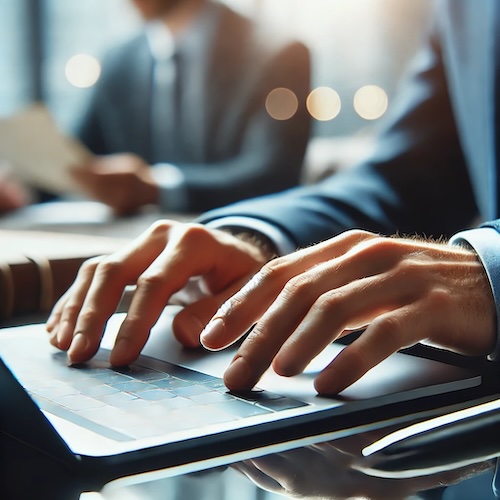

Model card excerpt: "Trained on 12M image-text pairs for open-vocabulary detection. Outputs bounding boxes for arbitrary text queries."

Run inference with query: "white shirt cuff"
[204,216,297,256]
[449,227,500,361]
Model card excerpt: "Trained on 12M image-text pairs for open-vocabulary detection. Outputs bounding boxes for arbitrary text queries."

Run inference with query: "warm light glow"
[306,87,341,121]
[354,85,389,120]
[265,87,299,120]
[65,54,101,89]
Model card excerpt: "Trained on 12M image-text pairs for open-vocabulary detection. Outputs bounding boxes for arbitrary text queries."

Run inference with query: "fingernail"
[67,333,88,365]
[200,318,226,349]
[314,371,341,396]
[46,315,55,332]
[224,356,252,390]
[110,337,131,366]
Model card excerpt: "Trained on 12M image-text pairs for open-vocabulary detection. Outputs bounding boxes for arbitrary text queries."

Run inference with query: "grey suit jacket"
[75,2,311,212]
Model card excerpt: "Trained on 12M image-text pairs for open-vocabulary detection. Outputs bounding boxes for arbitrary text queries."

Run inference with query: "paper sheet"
[0,104,91,194]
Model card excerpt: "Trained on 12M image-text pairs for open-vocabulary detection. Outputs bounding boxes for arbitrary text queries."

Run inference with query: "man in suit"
[71,0,311,215]
[49,0,499,397]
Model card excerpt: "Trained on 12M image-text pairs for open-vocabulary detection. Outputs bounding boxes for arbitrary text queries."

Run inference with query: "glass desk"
[87,421,499,500]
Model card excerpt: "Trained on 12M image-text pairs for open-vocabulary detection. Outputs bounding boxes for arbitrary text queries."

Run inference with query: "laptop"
[0,306,489,490]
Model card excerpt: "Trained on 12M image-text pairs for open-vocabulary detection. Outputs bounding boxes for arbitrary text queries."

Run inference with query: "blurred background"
[0,0,432,189]
[0,0,432,141]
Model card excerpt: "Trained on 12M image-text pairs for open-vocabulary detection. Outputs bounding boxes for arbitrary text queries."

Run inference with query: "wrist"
[226,230,279,263]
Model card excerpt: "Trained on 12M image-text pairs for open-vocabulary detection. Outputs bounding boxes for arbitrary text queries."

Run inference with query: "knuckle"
[136,271,166,291]
[314,290,345,316]
[171,222,211,247]
[95,257,123,279]
[344,228,373,241]
[371,314,403,343]
[60,302,82,320]
[426,287,452,312]
[147,219,173,238]
[76,307,100,325]
[358,237,401,261]
[258,257,292,285]
[281,274,313,300]
[78,256,102,276]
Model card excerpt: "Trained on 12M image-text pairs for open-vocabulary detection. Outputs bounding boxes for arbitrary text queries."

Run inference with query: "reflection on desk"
[96,422,498,500]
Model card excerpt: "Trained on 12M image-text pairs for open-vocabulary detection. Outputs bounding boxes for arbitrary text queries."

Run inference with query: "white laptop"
[0,306,486,488]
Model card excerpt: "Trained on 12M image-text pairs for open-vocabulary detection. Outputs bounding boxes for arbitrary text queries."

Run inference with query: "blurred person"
[71,0,311,215]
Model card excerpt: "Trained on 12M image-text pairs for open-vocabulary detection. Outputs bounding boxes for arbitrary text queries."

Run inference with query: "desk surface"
[0,199,194,239]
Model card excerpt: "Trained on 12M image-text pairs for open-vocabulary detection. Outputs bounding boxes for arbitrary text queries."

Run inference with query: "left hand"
[71,153,159,215]
[200,230,496,394]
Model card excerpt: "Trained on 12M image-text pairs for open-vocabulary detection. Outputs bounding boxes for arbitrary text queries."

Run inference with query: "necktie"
[151,52,179,163]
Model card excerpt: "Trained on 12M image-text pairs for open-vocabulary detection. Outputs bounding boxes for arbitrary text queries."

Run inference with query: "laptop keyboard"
[20,350,308,442]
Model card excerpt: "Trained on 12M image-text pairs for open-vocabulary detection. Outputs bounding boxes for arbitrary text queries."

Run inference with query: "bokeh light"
[265,87,299,120]
[353,85,389,120]
[65,54,101,89]
[306,87,341,121]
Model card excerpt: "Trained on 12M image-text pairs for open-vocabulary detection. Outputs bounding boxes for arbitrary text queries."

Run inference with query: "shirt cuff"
[449,227,500,361]
[151,163,188,212]
[203,216,297,256]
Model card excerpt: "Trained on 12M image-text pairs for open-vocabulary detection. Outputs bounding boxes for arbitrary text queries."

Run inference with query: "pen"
[359,398,500,478]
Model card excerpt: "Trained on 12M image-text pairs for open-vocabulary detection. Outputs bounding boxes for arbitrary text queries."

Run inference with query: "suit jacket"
[75,1,311,213]
[202,0,498,246]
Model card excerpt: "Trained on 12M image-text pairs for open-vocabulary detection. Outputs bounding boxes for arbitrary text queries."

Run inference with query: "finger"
[272,269,414,377]
[314,305,422,394]
[201,230,377,351]
[66,221,175,364]
[108,224,259,365]
[222,252,407,391]
[47,257,102,351]
[172,275,253,348]
[232,461,284,494]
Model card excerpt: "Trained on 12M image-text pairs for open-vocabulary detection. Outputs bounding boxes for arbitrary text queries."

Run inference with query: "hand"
[200,230,496,394]
[0,163,30,214]
[71,153,159,215]
[233,434,493,499]
[46,220,269,365]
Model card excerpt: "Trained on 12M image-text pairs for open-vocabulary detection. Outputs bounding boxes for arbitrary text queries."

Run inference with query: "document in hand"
[0,104,91,193]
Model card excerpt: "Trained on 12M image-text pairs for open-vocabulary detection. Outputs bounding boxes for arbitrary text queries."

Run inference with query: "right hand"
[70,153,159,215]
[46,220,269,365]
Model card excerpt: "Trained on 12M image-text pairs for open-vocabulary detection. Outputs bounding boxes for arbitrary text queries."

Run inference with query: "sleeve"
[450,221,500,361]
[170,40,312,213]
[198,16,478,248]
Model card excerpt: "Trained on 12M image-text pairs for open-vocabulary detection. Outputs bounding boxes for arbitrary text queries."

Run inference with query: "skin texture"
[46,223,496,395]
